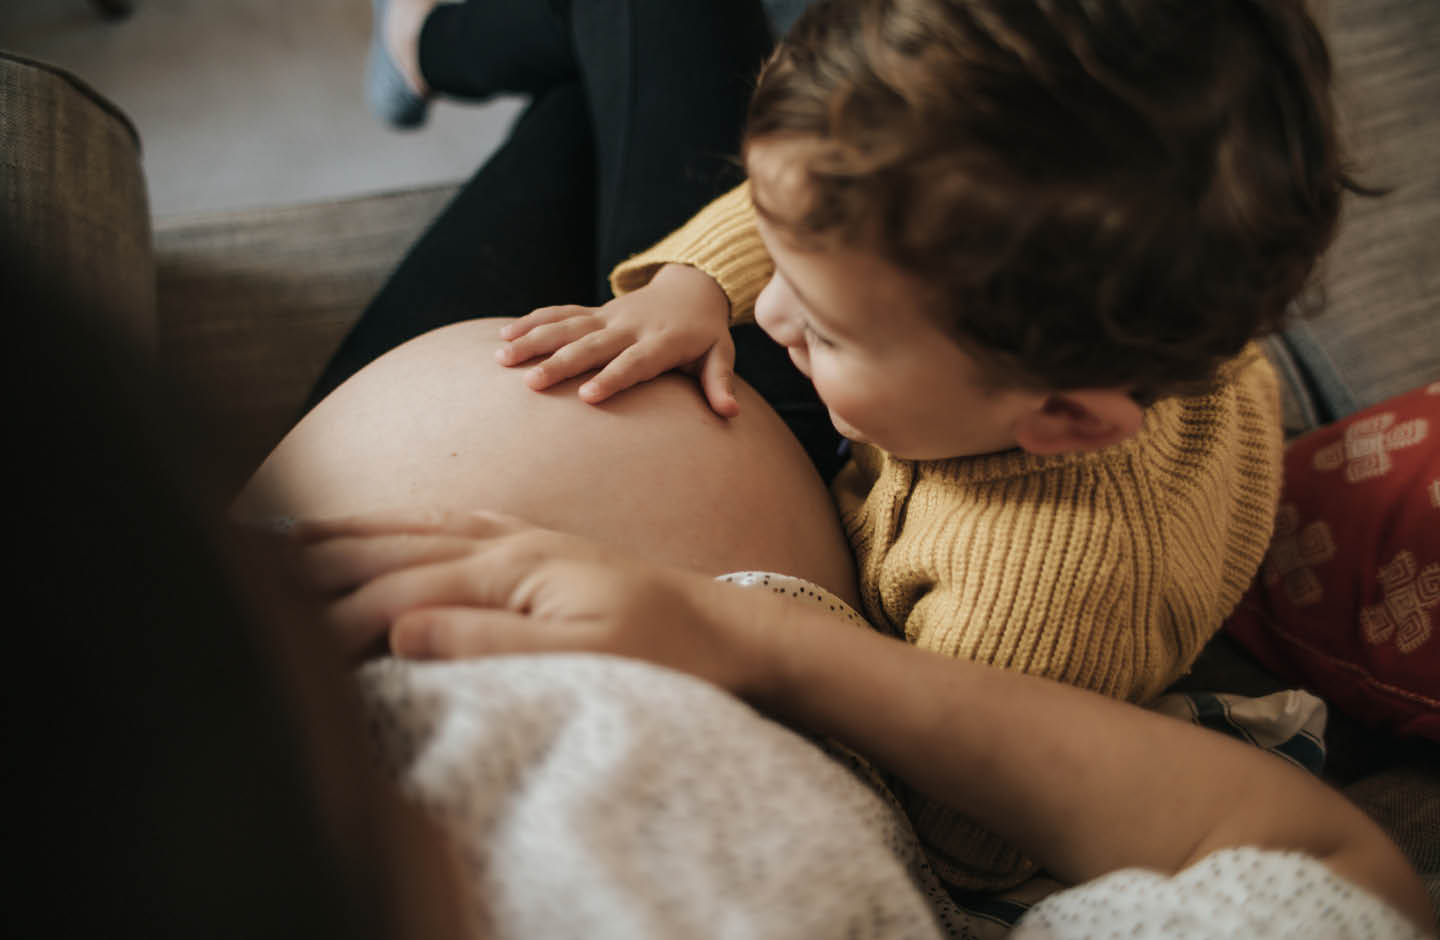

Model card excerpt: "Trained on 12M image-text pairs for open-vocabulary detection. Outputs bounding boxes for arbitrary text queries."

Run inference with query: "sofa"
[2,0,1437,924]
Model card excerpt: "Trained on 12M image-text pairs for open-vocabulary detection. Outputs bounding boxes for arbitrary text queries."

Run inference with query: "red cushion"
[1223,381,1440,741]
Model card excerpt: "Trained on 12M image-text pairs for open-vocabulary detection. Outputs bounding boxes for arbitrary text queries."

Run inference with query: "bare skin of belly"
[234,319,858,607]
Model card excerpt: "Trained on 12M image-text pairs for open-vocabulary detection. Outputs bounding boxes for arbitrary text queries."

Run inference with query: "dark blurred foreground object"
[2,51,465,940]
[91,0,135,19]
[5,267,465,939]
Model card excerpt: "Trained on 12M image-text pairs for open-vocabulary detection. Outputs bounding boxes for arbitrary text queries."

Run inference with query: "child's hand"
[495,263,739,417]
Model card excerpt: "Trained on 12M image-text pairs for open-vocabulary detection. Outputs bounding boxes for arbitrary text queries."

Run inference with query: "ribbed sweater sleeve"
[608,182,772,325]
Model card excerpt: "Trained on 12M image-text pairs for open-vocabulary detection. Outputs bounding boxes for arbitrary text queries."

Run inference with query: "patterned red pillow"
[1223,381,1440,741]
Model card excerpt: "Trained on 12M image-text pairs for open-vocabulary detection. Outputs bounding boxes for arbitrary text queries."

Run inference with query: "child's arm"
[496,183,771,416]
[298,511,1433,934]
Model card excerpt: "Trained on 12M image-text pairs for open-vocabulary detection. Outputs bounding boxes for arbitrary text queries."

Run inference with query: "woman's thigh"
[236,319,857,606]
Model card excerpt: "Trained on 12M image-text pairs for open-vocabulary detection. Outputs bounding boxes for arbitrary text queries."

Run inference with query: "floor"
[0,0,525,218]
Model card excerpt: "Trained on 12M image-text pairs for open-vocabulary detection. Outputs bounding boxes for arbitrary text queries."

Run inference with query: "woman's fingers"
[269,505,633,662]
[290,510,626,659]
[293,508,528,543]
[390,607,588,659]
[292,510,538,601]
[299,533,475,595]
[326,550,530,657]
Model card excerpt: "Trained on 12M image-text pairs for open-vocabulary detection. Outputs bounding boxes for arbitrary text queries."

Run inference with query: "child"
[493,0,1351,889]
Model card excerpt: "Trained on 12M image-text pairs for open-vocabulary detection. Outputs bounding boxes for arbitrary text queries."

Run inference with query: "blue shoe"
[366,0,430,128]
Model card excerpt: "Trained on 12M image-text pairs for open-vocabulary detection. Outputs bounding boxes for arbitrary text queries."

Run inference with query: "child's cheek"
[814,359,871,422]
[753,278,788,344]
[808,355,841,404]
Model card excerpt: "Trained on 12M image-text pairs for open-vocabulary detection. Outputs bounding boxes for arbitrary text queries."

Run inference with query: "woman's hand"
[293,509,775,694]
[495,264,738,416]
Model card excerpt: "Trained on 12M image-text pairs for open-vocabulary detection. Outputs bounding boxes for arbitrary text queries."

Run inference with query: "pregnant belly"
[234,318,858,606]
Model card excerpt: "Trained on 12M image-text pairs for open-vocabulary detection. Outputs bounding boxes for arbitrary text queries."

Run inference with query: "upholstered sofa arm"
[153,184,455,490]
[0,50,457,491]
[0,50,154,352]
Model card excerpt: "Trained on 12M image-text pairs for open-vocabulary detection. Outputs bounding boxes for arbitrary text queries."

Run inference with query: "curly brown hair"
[744,0,1358,400]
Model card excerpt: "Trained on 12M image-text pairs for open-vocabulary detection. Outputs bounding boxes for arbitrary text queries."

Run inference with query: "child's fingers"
[576,340,678,404]
[496,314,602,366]
[697,341,740,418]
[498,305,592,341]
[524,329,631,390]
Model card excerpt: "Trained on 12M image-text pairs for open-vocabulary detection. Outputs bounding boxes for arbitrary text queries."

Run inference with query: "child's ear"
[1012,390,1144,456]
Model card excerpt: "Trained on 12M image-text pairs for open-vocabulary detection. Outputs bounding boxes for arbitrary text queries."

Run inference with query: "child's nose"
[755,276,802,347]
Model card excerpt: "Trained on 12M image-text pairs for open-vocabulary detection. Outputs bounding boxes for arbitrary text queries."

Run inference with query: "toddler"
[496,0,1352,889]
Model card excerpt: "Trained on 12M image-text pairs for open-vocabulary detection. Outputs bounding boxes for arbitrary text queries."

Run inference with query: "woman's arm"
[756,597,1433,930]
[298,512,1434,934]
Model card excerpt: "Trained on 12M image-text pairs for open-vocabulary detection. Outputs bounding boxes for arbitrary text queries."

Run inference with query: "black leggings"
[308,0,845,480]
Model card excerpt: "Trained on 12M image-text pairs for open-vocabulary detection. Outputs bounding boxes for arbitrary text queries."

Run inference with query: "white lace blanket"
[357,654,976,939]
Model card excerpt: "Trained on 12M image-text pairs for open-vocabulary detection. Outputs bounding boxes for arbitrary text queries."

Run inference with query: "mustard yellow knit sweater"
[614,182,1285,889]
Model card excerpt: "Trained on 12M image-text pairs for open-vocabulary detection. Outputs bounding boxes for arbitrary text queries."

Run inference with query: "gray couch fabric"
[1,51,154,352]
[1294,0,1440,420]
